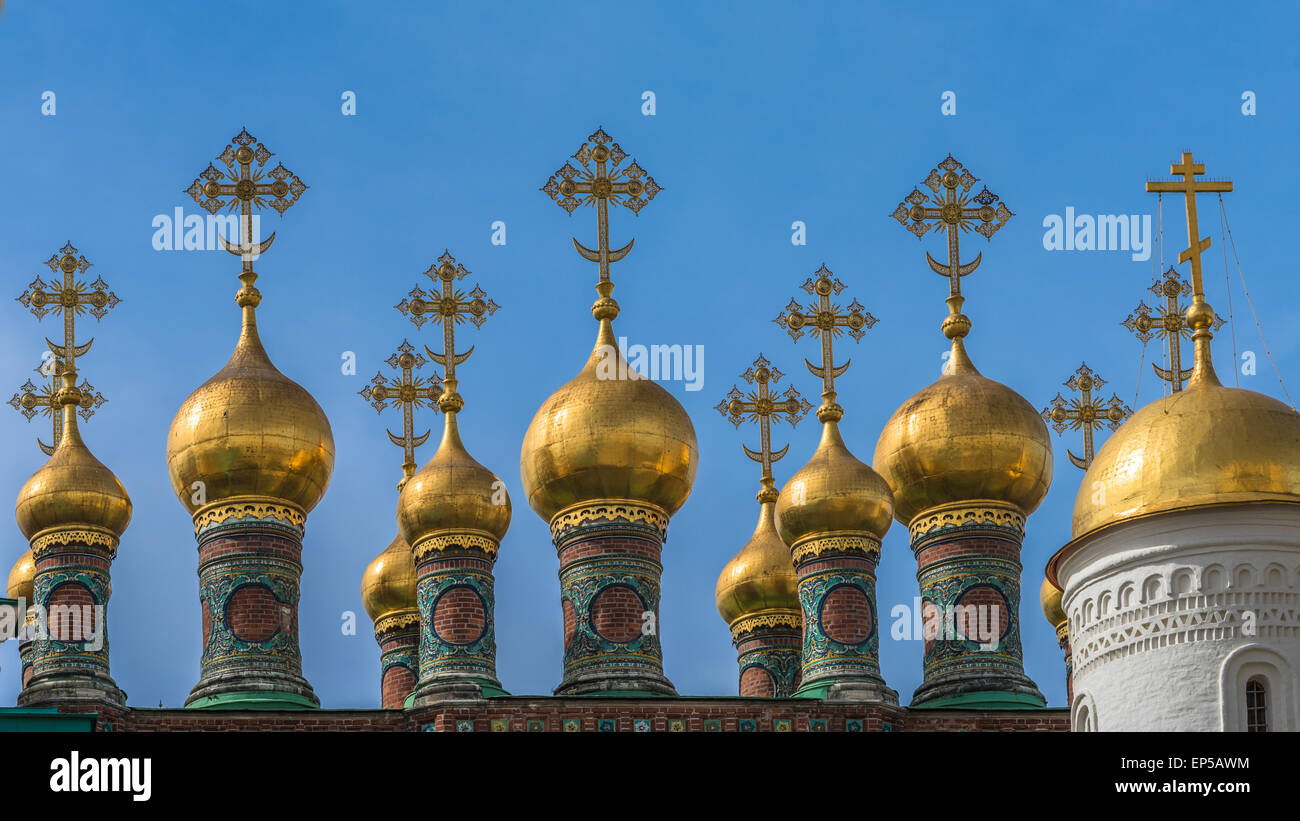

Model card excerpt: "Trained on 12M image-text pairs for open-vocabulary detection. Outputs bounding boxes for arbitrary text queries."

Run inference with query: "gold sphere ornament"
[360,534,417,623]
[520,318,698,523]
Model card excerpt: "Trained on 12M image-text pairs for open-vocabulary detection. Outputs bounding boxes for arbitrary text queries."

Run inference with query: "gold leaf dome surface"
[360,534,417,622]
[716,499,798,626]
[874,341,1053,526]
[397,414,511,546]
[1039,576,1065,629]
[6,549,35,602]
[1070,371,1300,541]
[15,423,132,541]
[520,319,699,523]
[775,419,893,545]
[166,311,334,514]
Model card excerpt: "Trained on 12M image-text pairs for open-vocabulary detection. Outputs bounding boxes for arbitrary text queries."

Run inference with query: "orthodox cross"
[186,128,308,279]
[774,265,877,416]
[716,354,813,498]
[1122,265,1225,393]
[1041,363,1132,470]
[9,355,106,455]
[1145,152,1232,301]
[541,127,661,305]
[394,250,499,412]
[359,340,443,484]
[16,242,120,375]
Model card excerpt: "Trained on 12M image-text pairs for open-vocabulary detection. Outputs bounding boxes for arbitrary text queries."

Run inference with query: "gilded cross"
[774,265,877,414]
[716,355,813,493]
[1145,152,1232,300]
[541,127,661,300]
[891,155,1014,299]
[16,242,121,374]
[359,340,443,483]
[394,250,499,412]
[8,356,106,455]
[1122,266,1226,393]
[1041,363,1132,470]
[186,128,308,275]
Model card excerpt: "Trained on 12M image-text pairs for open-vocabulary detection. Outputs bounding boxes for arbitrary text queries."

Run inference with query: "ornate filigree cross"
[774,265,877,416]
[716,355,812,495]
[1122,266,1226,393]
[395,250,499,412]
[541,127,660,302]
[1145,152,1232,300]
[186,128,308,275]
[16,242,120,373]
[359,340,443,483]
[1041,363,1132,470]
[8,356,106,455]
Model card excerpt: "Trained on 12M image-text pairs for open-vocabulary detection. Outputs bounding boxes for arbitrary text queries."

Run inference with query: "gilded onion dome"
[776,415,893,545]
[6,549,35,603]
[716,492,799,627]
[16,376,131,541]
[520,314,699,523]
[1069,302,1300,542]
[1039,576,1066,631]
[166,283,334,514]
[397,410,511,548]
[361,534,417,623]
[874,337,1053,526]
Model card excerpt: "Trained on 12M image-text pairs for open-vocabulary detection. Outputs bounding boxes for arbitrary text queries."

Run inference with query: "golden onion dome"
[1040,576,1066,629]
[874,339,1053,526]
[520,317,698,523]
[716,497,799,626]
[166,300,334,515]
[775,417,893,545]
[397,412,511,547]
[15,403,131,540]
[360,534,417,622]
[6,549,35,602]
[1070,339,1300,542]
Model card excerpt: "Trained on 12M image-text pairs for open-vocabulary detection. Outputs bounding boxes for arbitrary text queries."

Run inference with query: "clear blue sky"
[2,1,1296,708]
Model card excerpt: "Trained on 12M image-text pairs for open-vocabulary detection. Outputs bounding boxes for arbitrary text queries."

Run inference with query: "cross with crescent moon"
[1041,362,1132,470]
[716,354,812,496]
[359,340,444,485]
[774,265,877,416]
[9,354,106,456]
[1122,265,1225,393]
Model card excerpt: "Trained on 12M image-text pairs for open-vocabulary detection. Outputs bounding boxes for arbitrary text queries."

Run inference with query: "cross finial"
[359,340,443,487]
[892,155,1013,343]
[1145,152,1232,303]
[541,127,661,321]
[9,355,106,455]
[773,265,877,421]
[715,354,812,501]
[1041,363,1132,470]
[394,250,500,414]
[186,129,308,308]
[1122,265,1225,393]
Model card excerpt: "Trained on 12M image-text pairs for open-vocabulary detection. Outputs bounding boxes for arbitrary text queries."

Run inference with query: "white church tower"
[1047,153,1300,732]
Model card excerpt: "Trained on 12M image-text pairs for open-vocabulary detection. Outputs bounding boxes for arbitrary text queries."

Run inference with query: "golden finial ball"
[1185,301,1216,330]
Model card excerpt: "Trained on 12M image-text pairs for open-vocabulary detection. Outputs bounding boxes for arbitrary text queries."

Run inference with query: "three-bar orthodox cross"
[541,128,661,303]
[1122,265,1225,393]
[774,265,877,416]
[359,340,443,485]
[1145,152,1232,302]
[715,354,812,498]
[1041,363,1132,470]
[395,250,499,412]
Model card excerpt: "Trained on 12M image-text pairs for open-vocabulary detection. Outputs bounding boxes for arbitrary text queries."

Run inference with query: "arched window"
[1246,677,1268,733]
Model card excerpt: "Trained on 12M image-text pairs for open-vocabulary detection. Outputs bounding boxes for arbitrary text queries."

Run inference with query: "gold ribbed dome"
[716,498,798,626]
[166,301,334,514]
[15,409,131,541]
[397,413,511,547]
[520,318,698,522]
[1040,576,1065,629]
[1071,362,1300,541]
[874,339,1053,526]
[6,549,35,602]
[361,534,417,622]
[775,418,893,545]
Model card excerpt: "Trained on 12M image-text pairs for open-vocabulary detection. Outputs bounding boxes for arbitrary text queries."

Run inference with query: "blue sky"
[2,1,1296,708]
